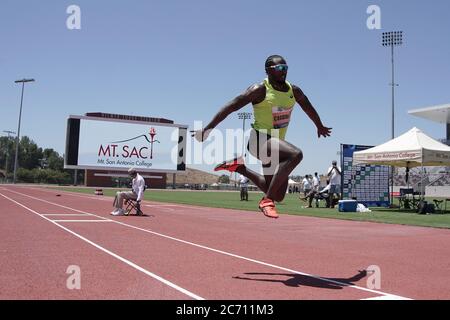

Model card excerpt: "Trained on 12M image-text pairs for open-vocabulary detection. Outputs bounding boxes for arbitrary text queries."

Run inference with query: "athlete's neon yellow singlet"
[252,78,296,140]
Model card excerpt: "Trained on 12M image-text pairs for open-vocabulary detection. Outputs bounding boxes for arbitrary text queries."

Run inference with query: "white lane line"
[17,186,212,210]
[0,191,204,300]
[145,203,210,211]
[2,188,111,221]
[144,204,176,208]
[52,220,113,223]
[12,186,112,202]
[5,187,412,300]
[362,295,410,300]
[42,214,89,216]
[145,205,175,211]
[12,186,211,214]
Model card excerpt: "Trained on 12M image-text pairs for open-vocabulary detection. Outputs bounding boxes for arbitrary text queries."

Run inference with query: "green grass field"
[50,187,450,229]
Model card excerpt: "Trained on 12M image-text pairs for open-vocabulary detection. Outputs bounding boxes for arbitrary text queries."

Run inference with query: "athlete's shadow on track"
[233,270,367,289]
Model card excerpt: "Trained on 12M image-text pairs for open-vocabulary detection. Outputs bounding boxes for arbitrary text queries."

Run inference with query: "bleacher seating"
[393,166,450,189]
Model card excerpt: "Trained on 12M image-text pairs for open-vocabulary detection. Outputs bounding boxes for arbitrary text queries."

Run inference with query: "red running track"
[1,185,449,300]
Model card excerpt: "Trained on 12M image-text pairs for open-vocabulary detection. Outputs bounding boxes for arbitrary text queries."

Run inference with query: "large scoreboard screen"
[65,115,187,173]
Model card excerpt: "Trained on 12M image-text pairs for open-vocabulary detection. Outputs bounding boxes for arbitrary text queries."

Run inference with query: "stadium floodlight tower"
[13,78,35,184]
[382,31,403,139]
[237,112,252,155]
[382,31,403,206]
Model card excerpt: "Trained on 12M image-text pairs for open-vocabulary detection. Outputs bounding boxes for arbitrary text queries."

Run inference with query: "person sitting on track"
[192,54,331,219]
[111,167,145,216]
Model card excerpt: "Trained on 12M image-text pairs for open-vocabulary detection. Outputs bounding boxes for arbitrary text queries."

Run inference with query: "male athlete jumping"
[192,55,331,218]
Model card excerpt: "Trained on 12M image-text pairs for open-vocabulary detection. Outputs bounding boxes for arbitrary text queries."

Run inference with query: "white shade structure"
[353,127,450,201]
[408,104,450,124]
[353,127,450,168]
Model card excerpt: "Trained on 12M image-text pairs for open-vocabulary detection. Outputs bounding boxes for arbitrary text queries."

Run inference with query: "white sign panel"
[65,116,187,172]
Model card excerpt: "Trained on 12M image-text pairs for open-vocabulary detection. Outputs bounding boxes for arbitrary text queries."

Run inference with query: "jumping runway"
[1,185,449,300]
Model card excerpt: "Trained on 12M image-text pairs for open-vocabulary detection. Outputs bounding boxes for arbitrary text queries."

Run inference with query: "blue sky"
[1,0,449,176]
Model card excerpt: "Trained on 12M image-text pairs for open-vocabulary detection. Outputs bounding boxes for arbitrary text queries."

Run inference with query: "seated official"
[111,168,145,216]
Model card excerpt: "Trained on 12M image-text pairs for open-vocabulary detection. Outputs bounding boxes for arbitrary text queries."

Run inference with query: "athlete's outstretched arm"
[191,84,265,142]
[292,85,332,138]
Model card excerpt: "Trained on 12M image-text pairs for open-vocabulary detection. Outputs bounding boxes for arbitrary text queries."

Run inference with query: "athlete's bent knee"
[293,149,303,164]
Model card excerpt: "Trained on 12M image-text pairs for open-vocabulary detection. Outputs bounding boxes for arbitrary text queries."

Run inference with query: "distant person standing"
[301,175,312,198]
[327,160,341,208]
[311,172,320,207]
[312,172,320,191]
[239,174,249,201]
[300,173,320,208]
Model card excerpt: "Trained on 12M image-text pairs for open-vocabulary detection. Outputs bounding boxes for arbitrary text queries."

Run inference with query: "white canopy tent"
[353,127,450,200]
[353,127,450,167]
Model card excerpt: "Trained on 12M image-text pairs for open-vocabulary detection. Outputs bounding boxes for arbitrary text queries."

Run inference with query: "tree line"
[0,135,82,184]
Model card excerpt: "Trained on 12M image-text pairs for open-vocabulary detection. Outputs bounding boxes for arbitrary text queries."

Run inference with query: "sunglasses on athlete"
[267,64,288,72]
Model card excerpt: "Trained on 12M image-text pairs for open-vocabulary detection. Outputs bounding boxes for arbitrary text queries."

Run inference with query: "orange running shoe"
[214,157,244,173]
[258,198,279,219]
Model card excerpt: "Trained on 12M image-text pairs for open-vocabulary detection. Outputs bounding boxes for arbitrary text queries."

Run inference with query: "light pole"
[3,130,16,177]
[13,78,35,184]
[236,112,252,189]
[382,31,403,139]
[237,112,252,156]
[382,31,403,206]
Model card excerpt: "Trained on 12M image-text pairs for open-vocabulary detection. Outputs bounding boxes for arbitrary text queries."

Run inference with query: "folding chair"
[433,199,444,213]
[399,188,414,209]
[124,185,147,216]
[124,199,143,216]
[445,199,450,212]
